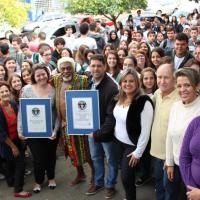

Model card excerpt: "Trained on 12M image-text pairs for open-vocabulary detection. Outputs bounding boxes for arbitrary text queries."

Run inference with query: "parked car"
[0,22,20,39]
[37,20,80,41]
[21,12,70,32]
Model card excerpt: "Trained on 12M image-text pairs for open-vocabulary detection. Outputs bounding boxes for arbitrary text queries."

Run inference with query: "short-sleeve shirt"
[73,37,97,51]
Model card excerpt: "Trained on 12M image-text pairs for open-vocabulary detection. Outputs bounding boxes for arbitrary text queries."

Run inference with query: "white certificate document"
[72,97,93,129]
[26,105,47,132]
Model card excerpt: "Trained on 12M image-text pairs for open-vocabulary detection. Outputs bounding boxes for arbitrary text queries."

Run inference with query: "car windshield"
[34,13,68,22]
[34,15,44,22]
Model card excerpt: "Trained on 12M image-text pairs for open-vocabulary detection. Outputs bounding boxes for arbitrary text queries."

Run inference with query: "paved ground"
[0,149,156,200]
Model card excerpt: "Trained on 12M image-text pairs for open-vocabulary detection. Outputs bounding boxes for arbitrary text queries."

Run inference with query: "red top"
[1,105,18,140]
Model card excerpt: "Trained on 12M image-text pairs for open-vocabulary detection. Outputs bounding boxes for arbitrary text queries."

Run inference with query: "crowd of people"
[0,8,200,200]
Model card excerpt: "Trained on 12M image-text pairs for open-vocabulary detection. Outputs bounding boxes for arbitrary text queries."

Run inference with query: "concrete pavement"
[0,152,156,200]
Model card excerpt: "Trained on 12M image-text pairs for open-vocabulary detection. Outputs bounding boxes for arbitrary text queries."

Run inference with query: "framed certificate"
[65,90,100,135]
[20,98,53,138]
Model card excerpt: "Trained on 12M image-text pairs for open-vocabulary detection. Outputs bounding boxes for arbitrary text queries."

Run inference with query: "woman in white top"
[165,67,200,200]
[113,68,154,200]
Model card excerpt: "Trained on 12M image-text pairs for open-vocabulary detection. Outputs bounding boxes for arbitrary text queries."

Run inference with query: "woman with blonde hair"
[128,41,139,57]
[113,68,154,200]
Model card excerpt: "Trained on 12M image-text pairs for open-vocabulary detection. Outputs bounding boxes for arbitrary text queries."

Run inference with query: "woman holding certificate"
[18,64,59,193]
[0,82,31,198]
[113,68,154,200]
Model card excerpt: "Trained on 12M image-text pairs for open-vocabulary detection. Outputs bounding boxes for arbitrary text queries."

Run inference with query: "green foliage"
[66,0,147,21]
[0,0,28,27]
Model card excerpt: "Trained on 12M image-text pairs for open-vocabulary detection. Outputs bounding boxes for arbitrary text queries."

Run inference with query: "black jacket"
[126,95,154,145]
[175,23,190,33]
[88,33,106,54]
[91,73,118,142]
[171,50,194,69]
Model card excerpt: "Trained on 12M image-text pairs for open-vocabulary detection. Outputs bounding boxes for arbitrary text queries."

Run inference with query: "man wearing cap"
[52,57,94,186]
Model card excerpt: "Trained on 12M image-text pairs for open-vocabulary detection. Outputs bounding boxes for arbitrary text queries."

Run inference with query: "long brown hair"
[140,67,157,94]
[8,74,22,104]
[106,50,121,79]
[75,45,89,66]
[116,68,142,105]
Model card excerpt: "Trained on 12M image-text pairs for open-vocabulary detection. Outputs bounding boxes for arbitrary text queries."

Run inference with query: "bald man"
[150,60,180,200]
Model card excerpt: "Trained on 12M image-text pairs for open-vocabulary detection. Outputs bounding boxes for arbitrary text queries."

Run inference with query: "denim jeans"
[153,157,170,200]
[153,157,187,200]
[88,138,118,188]
[163,165,187,200]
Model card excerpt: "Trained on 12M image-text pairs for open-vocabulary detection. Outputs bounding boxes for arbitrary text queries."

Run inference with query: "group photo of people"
[0,7,200,200]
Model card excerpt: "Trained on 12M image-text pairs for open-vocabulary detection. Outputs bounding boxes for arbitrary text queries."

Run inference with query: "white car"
[0,22,20,39]
[37,20,80,41]
[22,12,71,32]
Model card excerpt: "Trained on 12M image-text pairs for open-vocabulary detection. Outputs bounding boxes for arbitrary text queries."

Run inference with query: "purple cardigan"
[180,116,200,188]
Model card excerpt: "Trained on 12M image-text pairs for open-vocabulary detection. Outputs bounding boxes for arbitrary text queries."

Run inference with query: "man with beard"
[52,57,94,186]
[86,55,118,199]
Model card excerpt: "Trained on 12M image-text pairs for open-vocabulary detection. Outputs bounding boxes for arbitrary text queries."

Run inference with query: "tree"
[0,0,28,27]
[66,0,147,27]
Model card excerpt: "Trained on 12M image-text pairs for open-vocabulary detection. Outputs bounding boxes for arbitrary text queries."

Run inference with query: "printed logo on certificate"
[20,98,53,138]
[26,105,47,132]
[66,90,100,135]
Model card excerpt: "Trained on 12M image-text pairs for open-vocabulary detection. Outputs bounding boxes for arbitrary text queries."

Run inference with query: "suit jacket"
[92,73,119,142]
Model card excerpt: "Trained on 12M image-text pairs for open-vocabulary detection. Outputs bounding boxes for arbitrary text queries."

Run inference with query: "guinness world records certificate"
[65,90,100,135]
[20,98,53,138]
